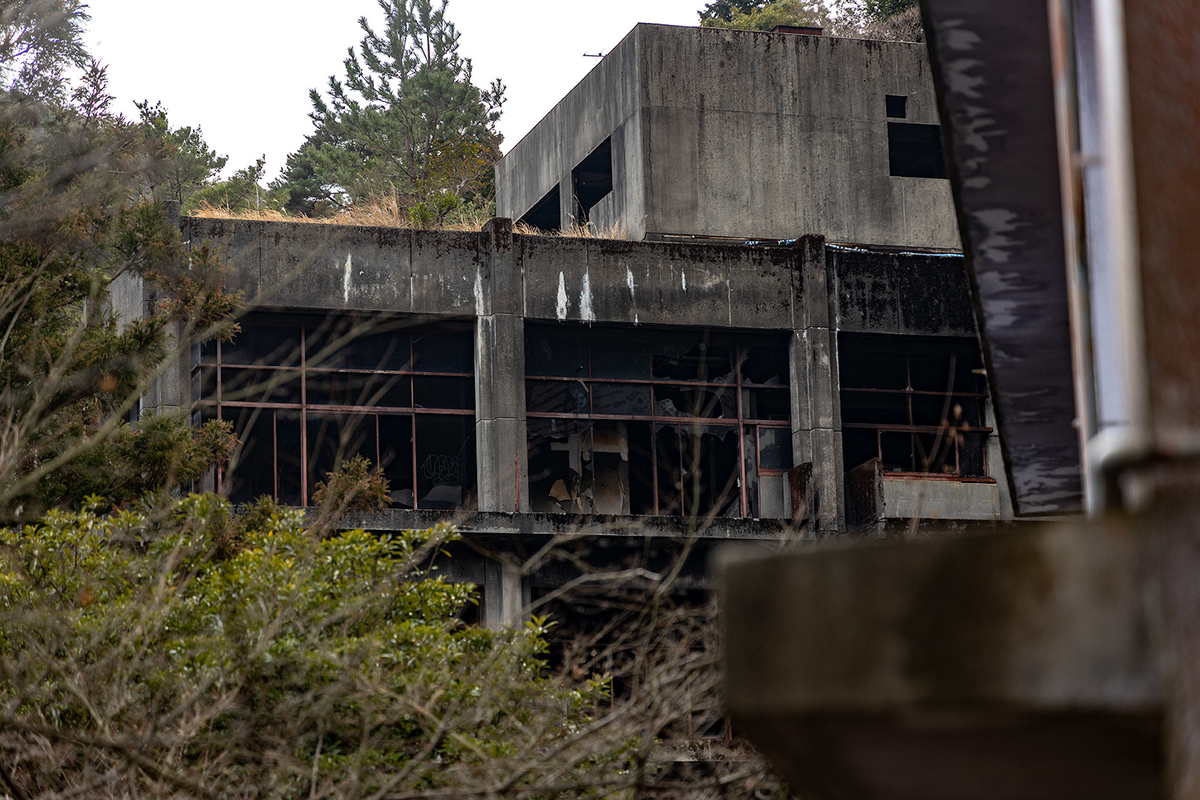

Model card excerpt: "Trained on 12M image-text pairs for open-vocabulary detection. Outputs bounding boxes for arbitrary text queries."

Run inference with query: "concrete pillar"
[475,219,529,512]
[481,557,529,630]
[789,236,845,533]
[559,169,576,228]
[140,202,189,418]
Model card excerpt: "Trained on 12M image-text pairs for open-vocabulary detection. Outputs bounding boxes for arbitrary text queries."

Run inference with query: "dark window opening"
[518,184,561,233]
[525,327,793,520]
[887,122,948,179]
[885,94,908,119]
[195,312,476,509]
[571,137,613,225]
[838,333,990,479]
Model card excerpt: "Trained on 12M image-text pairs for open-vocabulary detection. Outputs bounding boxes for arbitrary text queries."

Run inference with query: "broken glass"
[757,427,792,471]
[654,385,735,419]
[652,342,734,383]
[743,388,790,421]
[527,382,589,416]
[741,345,789,386]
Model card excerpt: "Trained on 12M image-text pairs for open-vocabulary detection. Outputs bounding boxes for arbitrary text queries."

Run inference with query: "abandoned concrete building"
[496,23,958,249]
[123,24,1010,627]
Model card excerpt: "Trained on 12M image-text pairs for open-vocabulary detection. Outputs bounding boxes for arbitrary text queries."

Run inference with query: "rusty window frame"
[194,312,476,508]
[839,334,993,480]
[524,328,793,519]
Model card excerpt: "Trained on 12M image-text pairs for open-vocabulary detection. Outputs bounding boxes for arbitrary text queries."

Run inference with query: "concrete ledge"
[721,517,1166,799]
[336,508,804,540]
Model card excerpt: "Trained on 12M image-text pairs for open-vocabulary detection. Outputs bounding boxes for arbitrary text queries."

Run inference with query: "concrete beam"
[722,516,1168,799]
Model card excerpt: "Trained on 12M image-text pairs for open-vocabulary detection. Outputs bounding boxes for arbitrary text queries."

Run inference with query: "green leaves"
[135,100,228,207]
[273,0,505,224]
[0,89,242,520]
[0,498,605,795]
[0,0,92,105]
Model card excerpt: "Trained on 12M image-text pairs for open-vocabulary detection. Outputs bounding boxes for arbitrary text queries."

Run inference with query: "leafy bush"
[0,496,627,797]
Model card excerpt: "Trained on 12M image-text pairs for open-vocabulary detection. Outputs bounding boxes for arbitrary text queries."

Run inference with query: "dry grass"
[512,220,628,240]
[189,199,629,239]
[188,196,490,231]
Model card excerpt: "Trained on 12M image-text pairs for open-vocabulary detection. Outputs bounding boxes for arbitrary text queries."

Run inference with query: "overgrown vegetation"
[0,4,785,797]
[0,498,608,796]
[699,0,922,41]
[0,25,239,520]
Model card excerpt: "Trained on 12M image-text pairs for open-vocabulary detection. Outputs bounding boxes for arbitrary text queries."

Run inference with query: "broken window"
[838,333,991,479]
[194,313,476,509]
[519,184,561,233]
[571,137,613,225]
[885,94,908,119]
[525,328,792,519]
[887,121,948,179]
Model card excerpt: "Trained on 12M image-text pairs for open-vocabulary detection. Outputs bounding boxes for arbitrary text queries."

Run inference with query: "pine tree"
[0,0,91,104]
[273,0,504,223]
[135,100,228,207]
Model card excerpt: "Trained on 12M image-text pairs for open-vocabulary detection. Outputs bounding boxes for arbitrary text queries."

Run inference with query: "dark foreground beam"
[722,519,1166,799]
[921,0,1082,515]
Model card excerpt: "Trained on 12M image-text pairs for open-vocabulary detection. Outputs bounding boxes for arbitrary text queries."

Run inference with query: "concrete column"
[789,236,845,533]
[475,219,529,512]
[481,557,528,630]
[139,203,190,417]
[559,170,576,228]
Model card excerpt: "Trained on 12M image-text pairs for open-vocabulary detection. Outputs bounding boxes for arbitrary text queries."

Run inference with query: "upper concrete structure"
[496,24,959,249]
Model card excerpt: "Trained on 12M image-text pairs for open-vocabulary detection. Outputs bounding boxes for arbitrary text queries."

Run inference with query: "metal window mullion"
[410,336,418,509]
[299,325,308,506]
[735,345,748,518]
[678,424,686,518]
[651,419,660,516]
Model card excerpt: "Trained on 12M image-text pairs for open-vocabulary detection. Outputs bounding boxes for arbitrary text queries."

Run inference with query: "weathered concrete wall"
[640,26,957,247]
[830,246,977,336]
[182,217,487,318]
[185,217,807,332]
[881,477,1007,521]
[517,235,799,329]
[495,26,646,237]
[167,217,992,535]
[495,24,959,249]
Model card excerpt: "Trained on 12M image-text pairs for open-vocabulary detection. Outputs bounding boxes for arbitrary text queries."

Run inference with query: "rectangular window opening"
[518,184,561,233]
[838,332,991,480]
[571,137,613,225]
[885,94,908,119]
[525,327,792,520]
[887,121,948,179]
[197,312,476,510]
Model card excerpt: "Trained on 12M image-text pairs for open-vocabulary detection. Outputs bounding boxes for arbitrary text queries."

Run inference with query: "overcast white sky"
[87,1,703,181]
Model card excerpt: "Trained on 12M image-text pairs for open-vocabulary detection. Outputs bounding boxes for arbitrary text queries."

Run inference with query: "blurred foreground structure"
[723,0,1200,797]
